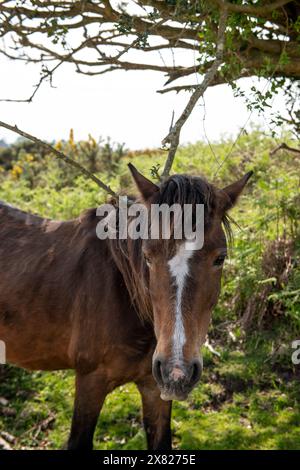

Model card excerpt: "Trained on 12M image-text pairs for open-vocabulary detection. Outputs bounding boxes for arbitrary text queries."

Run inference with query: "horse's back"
[0,201,83,369]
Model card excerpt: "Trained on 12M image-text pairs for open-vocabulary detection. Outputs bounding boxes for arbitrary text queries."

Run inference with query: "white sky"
[0,55,286,149]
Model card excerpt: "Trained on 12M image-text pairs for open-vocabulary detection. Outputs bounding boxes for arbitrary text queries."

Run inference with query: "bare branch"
[0,37,99,103]
[157,84,199,94]
[0,120,117,197]
[270,142,300,156]
[161,7,228,179]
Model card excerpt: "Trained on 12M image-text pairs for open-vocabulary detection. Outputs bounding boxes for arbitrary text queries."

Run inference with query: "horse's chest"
[99,336,155,385]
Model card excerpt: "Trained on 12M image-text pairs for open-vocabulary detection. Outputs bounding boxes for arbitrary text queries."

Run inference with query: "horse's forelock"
[156,174,212,209]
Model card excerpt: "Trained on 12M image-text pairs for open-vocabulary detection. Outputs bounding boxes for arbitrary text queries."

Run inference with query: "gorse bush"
[0,129,126,189]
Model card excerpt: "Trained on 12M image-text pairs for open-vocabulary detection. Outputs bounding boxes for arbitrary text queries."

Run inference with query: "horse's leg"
[136,376,172,450]
[67,370,107,450]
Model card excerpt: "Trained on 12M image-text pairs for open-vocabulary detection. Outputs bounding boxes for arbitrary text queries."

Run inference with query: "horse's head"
[129,164,252,401]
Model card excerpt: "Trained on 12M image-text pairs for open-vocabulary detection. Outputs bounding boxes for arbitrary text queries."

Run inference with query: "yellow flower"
[69,128,76,151]
[11,164,23,179]
[88,134,97,148]
[55,140,63,151]
[25,153,34,162]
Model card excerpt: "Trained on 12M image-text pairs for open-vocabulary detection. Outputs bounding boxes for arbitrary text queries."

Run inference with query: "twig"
[157,84,198,94]
[160,7,228,179]
[0,120,117,197]
[270,142,300,156]
[0,436,12,450]
[169,110,175,132]
[33,415,55,440]
[0,61,61,104]
[0,37,97,104]
[204,339,221,358]
[0,431,16,445]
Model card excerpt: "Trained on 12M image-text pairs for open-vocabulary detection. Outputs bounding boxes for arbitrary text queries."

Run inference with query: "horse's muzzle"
[152,356,202,401]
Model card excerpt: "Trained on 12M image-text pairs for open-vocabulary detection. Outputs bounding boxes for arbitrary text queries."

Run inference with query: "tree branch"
[270,142,300,156]
[161,7,228,179]
[1,0,299,104]
[0,120,117,197]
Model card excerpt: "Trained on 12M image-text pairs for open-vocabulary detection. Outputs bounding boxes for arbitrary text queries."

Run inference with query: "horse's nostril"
[190,360,202,385]
[152,358,163,386]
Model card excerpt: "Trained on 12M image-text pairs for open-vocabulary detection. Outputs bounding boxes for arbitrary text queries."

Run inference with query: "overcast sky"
[0,55,286,149]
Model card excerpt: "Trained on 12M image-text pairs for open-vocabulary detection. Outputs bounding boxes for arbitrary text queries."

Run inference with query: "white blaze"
[168,244,194,362]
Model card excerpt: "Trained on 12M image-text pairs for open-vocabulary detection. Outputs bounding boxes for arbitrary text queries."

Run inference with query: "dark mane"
[108,174,232,321]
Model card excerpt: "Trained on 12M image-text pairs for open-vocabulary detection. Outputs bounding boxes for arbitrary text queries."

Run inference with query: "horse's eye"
[214,255,226,266]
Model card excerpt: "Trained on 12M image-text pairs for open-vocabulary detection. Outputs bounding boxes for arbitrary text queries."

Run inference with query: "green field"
[0,130,299,449]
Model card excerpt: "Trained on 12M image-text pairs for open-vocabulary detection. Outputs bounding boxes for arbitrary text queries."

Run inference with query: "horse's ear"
[128,163,159,201]
[220,171,253,211]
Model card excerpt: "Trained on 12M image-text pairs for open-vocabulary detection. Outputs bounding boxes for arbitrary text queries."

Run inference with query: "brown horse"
[0,165,252,450]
